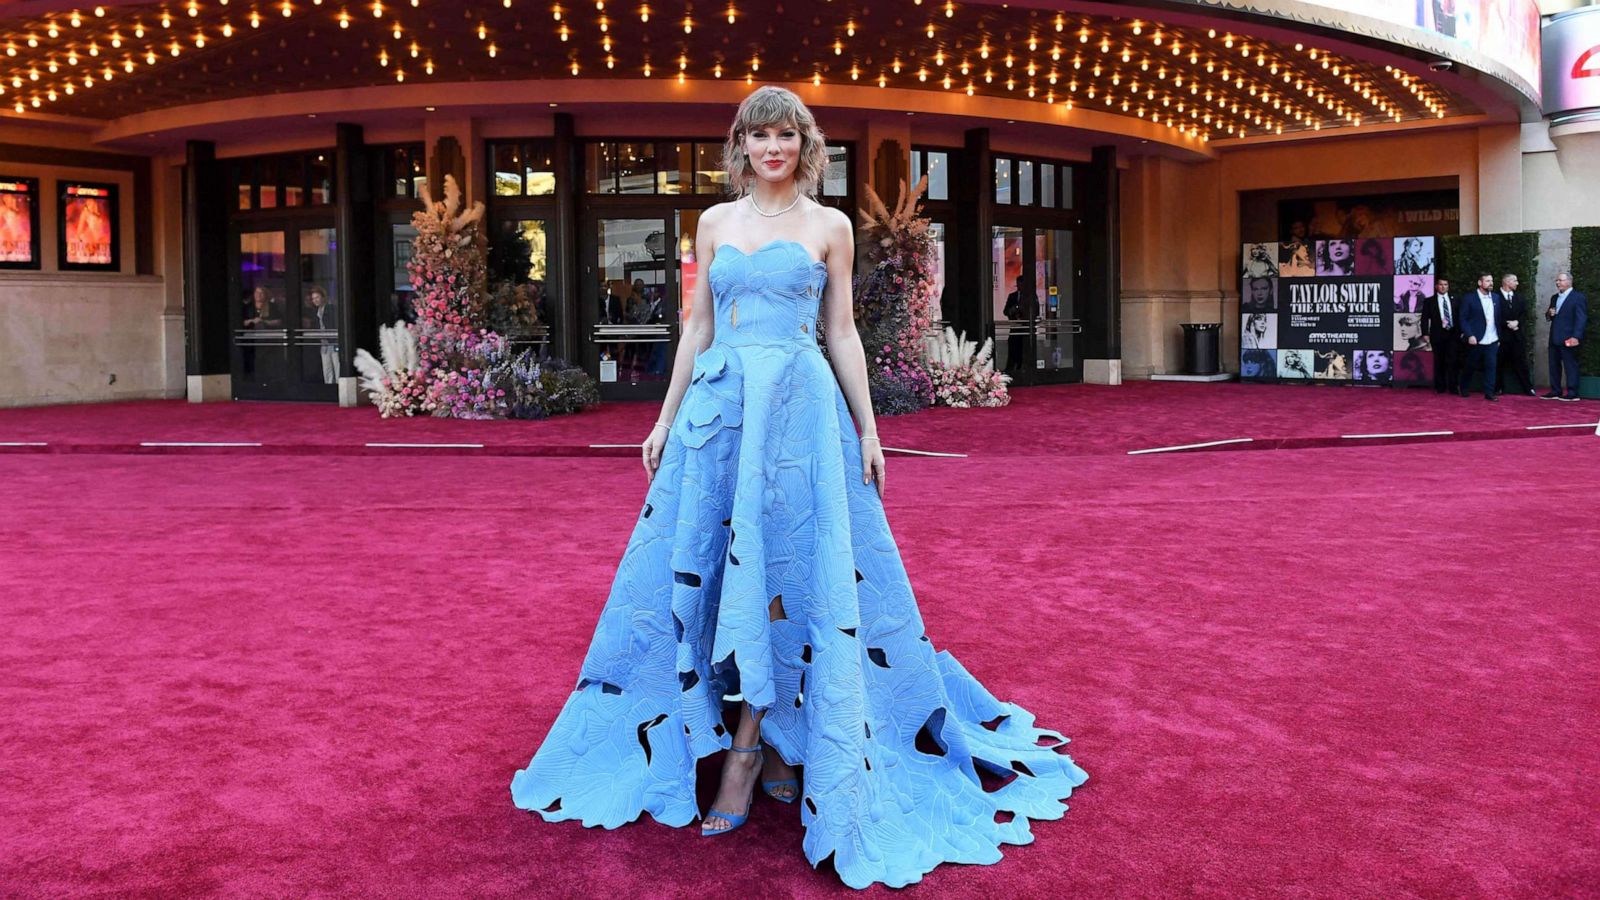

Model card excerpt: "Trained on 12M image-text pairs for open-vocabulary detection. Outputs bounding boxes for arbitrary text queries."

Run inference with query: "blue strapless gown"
[510,239,1088,889]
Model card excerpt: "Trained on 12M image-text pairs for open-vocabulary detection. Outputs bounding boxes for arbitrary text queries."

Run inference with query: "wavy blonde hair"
[721,86,829,199]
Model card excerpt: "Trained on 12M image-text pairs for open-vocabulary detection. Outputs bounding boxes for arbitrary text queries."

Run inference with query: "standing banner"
[1240,236,1438,386]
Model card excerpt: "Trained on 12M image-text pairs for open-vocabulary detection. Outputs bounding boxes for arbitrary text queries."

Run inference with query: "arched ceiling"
[0,0,1489,145]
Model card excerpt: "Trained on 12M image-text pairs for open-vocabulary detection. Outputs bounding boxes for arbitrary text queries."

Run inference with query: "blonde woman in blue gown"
[510,85,1088,889]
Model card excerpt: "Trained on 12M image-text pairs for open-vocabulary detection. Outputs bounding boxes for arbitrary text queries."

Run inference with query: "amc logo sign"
[1543,9,1600,116]
[1574,44,1600,80]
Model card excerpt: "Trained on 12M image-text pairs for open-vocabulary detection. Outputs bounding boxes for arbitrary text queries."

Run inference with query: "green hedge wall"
[1440,232,1540,377]
[1572,226,1600,376]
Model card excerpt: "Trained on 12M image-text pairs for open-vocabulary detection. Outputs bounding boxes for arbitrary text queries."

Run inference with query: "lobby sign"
[1542,6,1600,121]
[1240,237,1437,386]
[0,176,41,270]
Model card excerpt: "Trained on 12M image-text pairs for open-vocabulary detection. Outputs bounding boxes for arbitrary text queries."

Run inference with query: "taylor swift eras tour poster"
[59,182,118,270]
[1241,237,1439,387]
[0,177,39,269]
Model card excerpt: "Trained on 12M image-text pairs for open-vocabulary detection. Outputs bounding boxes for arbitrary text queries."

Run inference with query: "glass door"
[233,228,290,398]
[487,213,554,356]
[991,225,1028,378]
[991,223,1083,384]
[292,226,340,397]
[230,219,340,401]
[1033,228,1081,382]
[581,212,677,399]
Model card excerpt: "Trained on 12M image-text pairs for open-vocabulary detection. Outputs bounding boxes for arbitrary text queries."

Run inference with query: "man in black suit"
[599,280,624,324]
[1542,271,1589,402]
[1496,273,1535,396]
[1002,276,1033,374]
[1459,272,1504,401]
[1419,276,1458,394]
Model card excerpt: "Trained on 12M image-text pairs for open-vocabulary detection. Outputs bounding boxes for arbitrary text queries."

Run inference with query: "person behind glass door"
[305,285,338,385]
[633,278,670,377]
[1542,272,1588,402]
[1002,275,1031,374]
[1496,273,1534,396]
[1419,277,1458,395]
[1459,272,1503,401]
[598,276,624,365]
[243,285,283,329]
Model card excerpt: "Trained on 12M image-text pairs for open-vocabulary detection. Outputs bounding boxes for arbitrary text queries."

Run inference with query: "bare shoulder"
[817,204,854,255]
[697,201,739,249]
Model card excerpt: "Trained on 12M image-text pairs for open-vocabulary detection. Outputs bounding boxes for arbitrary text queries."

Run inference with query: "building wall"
[0,149,182,407]
[1522,128,1600,231]
[1120,126,1487,377]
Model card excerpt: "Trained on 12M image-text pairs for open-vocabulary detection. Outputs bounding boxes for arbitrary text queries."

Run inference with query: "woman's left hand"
[861,438,886,498]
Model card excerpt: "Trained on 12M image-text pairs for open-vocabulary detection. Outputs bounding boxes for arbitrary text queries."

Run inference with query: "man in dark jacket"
[1496,273,1534,396]
[1542,271,1589,402]
[1419,276,1459,394]
[1459,272,1505,401]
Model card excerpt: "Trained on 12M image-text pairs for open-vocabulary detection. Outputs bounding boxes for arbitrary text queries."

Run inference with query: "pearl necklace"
[748,190,801,218]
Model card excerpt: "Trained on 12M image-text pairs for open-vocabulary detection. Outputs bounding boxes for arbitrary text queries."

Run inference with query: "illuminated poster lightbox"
[58,181,119,272]
[0,176,41,270]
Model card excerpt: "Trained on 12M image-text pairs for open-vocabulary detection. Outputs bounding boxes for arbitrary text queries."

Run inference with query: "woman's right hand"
[642,424,669,482]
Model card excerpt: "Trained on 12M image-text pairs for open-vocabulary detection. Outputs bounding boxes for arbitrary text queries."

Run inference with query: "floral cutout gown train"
[510,238,1088,889]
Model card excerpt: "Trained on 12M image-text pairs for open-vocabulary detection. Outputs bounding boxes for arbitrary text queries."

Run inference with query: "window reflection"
[823,144,849,197]
[994,158,1012,205]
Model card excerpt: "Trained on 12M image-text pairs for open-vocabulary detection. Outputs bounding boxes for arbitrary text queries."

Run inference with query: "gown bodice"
[706,239,827,347]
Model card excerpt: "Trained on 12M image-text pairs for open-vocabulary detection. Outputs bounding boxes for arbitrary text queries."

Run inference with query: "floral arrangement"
[855,176,937,415]
[356,172,598,420]
[421,326,510,419]
[408,175,487,333]
[491,351,601,420]
[922,327,1012,408]
[353,322,430,417]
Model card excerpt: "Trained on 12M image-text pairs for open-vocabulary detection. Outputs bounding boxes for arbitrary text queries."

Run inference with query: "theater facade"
[1,0,1592,407]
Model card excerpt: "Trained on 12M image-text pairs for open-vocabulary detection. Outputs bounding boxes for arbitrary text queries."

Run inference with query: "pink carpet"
[1,386,1596,896]
[2,382,1595,458]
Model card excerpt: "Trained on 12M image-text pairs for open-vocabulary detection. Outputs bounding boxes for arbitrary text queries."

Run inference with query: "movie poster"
[59,181,118,270]
[1279,189,1460,242]
[1242,237,1439,387]
[0,177,40,269]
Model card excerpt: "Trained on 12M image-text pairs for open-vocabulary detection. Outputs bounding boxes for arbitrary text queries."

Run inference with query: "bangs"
[721,85,829,199]
[735,89,808,133]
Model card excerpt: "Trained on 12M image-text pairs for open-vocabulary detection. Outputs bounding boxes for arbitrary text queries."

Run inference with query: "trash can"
[1181,323,1221,376]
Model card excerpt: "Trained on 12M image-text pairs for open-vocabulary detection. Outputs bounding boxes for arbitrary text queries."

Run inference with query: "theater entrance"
[229,220,341,401]
[990,223,1084,384]
[579,210,697,401]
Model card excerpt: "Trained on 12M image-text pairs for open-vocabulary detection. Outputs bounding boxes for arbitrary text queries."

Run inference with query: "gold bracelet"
[860,435,880,443]
[652,421,671,431]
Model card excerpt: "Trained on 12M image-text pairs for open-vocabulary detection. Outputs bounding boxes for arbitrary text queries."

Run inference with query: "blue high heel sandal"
[761,754,800,805]
[701,743,763,837]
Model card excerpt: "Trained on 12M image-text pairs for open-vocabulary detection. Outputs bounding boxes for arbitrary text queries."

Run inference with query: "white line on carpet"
[1524,422,1598,431]
[0,441,48,446]
[590,443,967,457]
[883,446,968,458]
[1340,431,1454,439]
[140,441,263,447]
[366,442,484,448]
[1128,438,1253,455]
